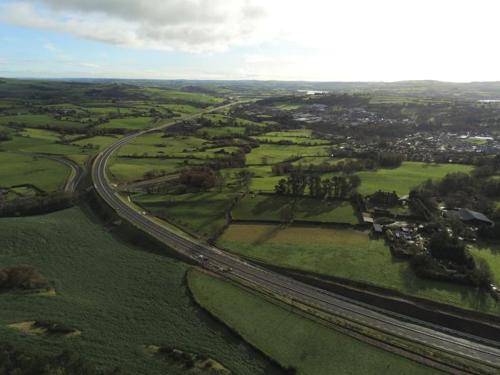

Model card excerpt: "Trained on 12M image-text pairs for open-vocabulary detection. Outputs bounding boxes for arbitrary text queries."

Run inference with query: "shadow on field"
[252,225,281,245]
[296,198,342,218]
[252,196,290,216]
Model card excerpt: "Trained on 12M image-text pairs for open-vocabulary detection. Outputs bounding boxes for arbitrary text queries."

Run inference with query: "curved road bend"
[19,153,84,193]
[42,154,84,192]
[92,103,500,368]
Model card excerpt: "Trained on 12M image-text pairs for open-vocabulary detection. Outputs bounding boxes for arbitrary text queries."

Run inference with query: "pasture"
[0,129,83,155]
[143,88,224,105]
[100,116,155,130]
[201,114,266,128]
[161,104,200,115]
[249,176,284,192]
[357,162,474,196]
[292,156,350,166]
[232,194,359,225]
[0,208,280,375]
[188,270,437,375]
[0,152,69,192]
[0,114,84,128]
[246,144,330,165]
[108,157,185,183]
[217,224,500,315]
[253,129,330,145]
[197,126,246,137]
[71,135,122,151]
[134,191,239,238]
[118,134,209,158]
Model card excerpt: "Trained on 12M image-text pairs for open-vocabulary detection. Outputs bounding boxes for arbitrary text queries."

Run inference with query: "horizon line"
[3,76,500,85]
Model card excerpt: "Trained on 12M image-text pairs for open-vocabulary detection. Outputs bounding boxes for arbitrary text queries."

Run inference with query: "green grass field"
[357,162,474,196]
[118,134,209,158]
[71,135,121,151]
[233,195,359,225]
[100,116,155,130]
[134,191,239,238]
[246,144,330,165]
[253,129,330,145]
[161,104,200,115]
[0,114,84,128]
[294,198,359,224]
[218,224,499,315]
[188,270,439,375]
[0,208,281,375]
[249,176,284,192]
[201,114,270,128]
[197,126,246,137]
[1,131,84,156]
[0,152,69,191]
[292,156,351,166]
[108,157,185,183]
[144,88,224,105]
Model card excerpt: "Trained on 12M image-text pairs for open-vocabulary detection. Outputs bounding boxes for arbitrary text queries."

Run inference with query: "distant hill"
[3,77,500,100]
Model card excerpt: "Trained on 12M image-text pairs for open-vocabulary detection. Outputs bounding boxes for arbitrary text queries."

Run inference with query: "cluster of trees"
[209,149,247,169]
[376,152,404,168]
[197,136,258,153]
[274,173,361,199]
[0,343,124,375]
[411,230,493,288]
[429,231,471,265]
[368,191,400,206]
[0,130,11,142]
[411,173,498,217]
[270,152,402,185]
[0,192,79,217]
[179,167,217,190]
[198,115,267,138]
[272,158,377,176]
[473,154,500,178]
[0,265,49,292]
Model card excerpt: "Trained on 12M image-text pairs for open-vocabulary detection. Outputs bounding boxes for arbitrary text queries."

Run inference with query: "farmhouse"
[362,212,374,224]
[446,208,494,227]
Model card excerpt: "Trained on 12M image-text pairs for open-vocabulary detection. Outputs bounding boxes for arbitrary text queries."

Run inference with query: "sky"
[0,0,499,82]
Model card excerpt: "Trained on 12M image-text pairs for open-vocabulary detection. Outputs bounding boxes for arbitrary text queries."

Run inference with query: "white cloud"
[237,0,500,81]
[0,0,269,52]
[2,0,500,80]
[78,62,99,69]
[43,42,58,52]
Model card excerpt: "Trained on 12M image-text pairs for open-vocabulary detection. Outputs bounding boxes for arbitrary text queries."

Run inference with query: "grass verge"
[188,269,441,375]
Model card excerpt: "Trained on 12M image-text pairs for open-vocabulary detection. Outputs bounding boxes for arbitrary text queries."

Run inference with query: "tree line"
[411,229,493,289]
[272,158,377,176]
[274,173,361,199]
[410,172,498,218]
[0,191,79,217]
